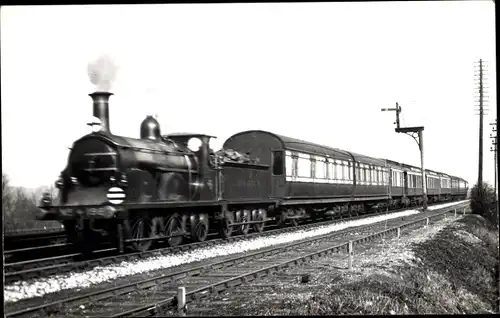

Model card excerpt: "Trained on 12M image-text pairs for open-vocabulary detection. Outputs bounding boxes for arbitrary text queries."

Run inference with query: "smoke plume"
[87,55,118,92]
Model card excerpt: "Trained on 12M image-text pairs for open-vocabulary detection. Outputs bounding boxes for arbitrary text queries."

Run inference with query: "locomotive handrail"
[79,134,193,157]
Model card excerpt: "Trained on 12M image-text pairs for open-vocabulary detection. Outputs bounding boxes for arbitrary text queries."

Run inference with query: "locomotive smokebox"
[89,92,113,133]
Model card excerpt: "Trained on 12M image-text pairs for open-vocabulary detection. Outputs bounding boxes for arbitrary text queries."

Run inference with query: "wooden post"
[177,286,186,313]
[426,217,429,228]
[397,227,401,238]
[463,207,466,215]
[454,208,457,217]
[348,241,353,270]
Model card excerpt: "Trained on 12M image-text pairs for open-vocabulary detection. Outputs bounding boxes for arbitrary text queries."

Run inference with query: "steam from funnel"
[87,55,118,92]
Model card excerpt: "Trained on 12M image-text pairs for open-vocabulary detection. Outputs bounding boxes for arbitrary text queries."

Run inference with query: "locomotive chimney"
[89,92,113,133]
[87,55,117,133]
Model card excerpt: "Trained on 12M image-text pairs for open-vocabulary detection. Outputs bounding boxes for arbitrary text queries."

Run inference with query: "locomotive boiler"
[40,91,221,252]
[54,92,203,207]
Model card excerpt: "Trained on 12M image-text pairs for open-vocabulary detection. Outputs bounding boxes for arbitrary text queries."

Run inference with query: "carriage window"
[285,153,293,177]
[310,159,316,178]
[292,156,298,177]
[325,160,329,179]
[272,151,284,176]
[315,157,325,179]
[297,156,311,178]
[348,162,352,181]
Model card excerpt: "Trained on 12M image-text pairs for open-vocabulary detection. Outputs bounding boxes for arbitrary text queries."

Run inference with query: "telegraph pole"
[381,103,428,210]
[474,59,489,187]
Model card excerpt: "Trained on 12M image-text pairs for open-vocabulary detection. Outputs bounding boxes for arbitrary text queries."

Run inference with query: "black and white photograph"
[1,1,498,316]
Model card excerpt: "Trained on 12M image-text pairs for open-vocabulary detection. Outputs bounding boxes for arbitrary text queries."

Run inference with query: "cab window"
[272,151,284,176]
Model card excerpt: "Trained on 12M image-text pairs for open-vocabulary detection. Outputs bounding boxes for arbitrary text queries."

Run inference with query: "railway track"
[4,201,468,318]
[3,207,399,284]
[4,228,67,252]
[3,201,463,284]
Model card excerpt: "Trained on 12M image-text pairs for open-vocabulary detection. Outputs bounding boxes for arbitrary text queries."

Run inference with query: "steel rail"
[124,202,469,317]
[4,201,468,318]
[3,205,411,284]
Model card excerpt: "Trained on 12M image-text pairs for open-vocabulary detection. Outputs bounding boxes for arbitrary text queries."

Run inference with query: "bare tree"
[3,173,61,231]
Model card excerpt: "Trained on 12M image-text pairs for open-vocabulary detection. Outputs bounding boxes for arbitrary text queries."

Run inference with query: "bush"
[470,182,498,228]
[2,173,60,232]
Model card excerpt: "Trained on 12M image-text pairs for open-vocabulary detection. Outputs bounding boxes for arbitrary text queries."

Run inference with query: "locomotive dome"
[140,115,161,141]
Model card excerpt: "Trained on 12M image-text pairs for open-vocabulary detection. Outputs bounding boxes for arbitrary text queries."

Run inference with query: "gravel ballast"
[4,200,468,304]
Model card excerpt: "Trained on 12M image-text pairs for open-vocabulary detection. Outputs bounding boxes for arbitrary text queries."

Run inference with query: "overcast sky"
[1,2,496,189]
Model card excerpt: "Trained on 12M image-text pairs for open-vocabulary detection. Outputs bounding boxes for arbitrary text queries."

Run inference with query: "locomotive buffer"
[381,103,428,211]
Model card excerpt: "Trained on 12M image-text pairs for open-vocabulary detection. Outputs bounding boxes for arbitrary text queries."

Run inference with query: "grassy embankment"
[305,214,499,315]
[197,214,499,315]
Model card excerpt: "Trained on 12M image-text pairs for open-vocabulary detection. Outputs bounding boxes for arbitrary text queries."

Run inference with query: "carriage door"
[403,171,409,196]
[271,150,285,198]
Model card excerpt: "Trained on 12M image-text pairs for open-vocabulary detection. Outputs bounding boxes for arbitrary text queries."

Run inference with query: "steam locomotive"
[38,91,469,253]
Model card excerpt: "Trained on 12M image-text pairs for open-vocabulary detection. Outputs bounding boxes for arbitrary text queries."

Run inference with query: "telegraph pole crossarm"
[381,103,428,211]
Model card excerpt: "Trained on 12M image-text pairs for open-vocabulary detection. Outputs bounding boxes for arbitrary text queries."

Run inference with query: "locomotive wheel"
[164,213,185,247]
[236,210,251,235]
[220,212,235,239]
[278,210,297,227]
[62,221,78,244]
[190,213,209,242]
[252,209,266,233]
[72,220,95,257]
[126,215,155,252]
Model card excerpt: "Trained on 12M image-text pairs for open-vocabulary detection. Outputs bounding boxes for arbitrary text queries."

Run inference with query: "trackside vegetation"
[2,173,60,232]
[187,212,499,315]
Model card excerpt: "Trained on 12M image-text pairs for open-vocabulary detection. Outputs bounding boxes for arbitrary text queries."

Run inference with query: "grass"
[190,214,499,316]
[296,214,499,315]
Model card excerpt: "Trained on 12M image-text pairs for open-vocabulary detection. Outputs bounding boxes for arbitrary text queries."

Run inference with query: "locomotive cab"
[164,132,219,200]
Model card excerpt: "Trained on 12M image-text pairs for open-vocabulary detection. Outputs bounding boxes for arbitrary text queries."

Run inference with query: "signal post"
[382,103,428,211]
